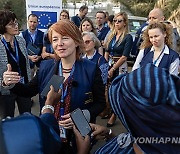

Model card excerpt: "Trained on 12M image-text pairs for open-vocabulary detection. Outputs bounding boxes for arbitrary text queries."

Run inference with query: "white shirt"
[19,29,38,43]
[132,45,179,76]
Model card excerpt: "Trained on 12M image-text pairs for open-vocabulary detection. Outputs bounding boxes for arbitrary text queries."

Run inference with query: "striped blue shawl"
[96,64,180,154]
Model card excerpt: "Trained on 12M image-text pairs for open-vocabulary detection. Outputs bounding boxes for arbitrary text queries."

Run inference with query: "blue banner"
[32,11,57,29]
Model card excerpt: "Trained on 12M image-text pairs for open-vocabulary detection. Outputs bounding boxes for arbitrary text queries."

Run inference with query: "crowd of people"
[0,5,180,154]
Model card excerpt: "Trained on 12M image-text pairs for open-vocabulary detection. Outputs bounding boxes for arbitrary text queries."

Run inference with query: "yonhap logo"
[117,134,180,148]
[117,133,132,148]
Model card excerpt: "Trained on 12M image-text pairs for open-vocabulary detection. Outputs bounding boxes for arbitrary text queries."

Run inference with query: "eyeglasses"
[61,14,68,18]
[113,19,124,23]
[84,40,93,44]
[6,21,18,28]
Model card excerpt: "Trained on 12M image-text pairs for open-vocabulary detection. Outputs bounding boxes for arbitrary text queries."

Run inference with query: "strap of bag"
[0,121,7,154]
[98,56,102,66]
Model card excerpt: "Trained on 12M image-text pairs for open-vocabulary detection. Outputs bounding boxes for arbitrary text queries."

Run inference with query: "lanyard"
[110,36,116,56]
[153,46,165,65]
[2,37,21,75]
[29,35,33,43]
[28,31,37,43]
[58,61,75,117]
[50,45,54,53]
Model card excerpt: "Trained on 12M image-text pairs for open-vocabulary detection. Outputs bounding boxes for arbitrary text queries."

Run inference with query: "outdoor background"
[0,0,179,30]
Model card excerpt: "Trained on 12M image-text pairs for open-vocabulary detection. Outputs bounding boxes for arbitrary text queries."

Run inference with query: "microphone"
[72,80,78,87]
[82,110,90,122]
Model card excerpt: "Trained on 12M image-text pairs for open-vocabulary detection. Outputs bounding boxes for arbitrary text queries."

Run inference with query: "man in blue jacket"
[95,11,110,44]
[71,5,88,28]
[20,14,44,74]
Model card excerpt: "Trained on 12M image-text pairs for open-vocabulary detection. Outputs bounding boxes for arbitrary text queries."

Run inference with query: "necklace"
[62,67,72,73]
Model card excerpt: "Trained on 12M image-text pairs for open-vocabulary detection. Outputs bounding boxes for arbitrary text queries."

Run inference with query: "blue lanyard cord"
[29,35,33,43]
[2,37,21,75]
[153,46,165,65]
[50,45,54,53]
[59,62,75,102]
[58,62,75,117]
[28,31,37,43]
[110,36,116,56]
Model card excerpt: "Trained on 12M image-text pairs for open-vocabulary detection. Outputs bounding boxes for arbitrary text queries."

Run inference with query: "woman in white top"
[132,22,179,76]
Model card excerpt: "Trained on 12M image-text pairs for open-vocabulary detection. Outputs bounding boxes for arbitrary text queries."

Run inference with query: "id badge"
[59,125,66,138]
[19,76,25,84]
[108,57,114,66]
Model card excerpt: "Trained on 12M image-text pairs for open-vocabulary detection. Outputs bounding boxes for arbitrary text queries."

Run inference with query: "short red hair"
[48,20,85,60]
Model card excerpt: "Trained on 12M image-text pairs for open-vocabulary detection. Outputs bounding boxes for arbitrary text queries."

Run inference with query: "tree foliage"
[0,0,26,29]
[155,0,180,19]
[0,0,179,29]
[115,0,180,19]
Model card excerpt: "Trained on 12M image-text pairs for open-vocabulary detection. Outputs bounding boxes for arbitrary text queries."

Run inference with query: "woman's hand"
[59,113,74,129]
[73,126,90,154]
[46,85,61,106]
[90,123,113,140]
[42,51,50,59]
[28,55,39,62]
[3,64,20,86]
[108,68,114,78]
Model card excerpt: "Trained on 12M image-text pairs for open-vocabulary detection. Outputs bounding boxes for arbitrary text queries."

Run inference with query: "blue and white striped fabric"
[95,64,180,154]
[95,136,134,154]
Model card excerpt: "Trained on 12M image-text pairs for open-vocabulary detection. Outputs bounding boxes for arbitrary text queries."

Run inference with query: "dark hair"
[96,11,106,18]
[104,11,109,18]
[28,14,38,20]
[60,9,69,19]
[80,17,97,35]
[108,15,114,23]
[79,5,88,12]
[0,10,17,34]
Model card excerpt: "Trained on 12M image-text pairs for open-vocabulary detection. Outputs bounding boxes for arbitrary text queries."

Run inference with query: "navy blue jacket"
[71,15,82,28]
[22,29,44,55]
[84,51,109,84]
[86,51,107,66]
[140,47,179,70]
[107,34,133,57]
[1,113,61,154]
[97,26,110,42]
[131,22,148,56]
[11,59,106,122]
[22,29,44,68]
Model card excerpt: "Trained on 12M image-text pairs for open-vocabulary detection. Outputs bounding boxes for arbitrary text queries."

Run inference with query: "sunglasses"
[113,19,124,23]
[84,40,93,44]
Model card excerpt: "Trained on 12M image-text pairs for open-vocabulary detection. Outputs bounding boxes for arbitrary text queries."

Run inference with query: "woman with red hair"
[3,20,106,153]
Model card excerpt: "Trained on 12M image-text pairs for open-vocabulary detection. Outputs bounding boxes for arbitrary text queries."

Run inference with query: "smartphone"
[70,108,92,137]
[41,75,64,97]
